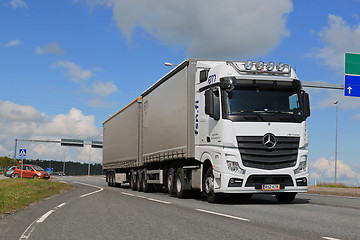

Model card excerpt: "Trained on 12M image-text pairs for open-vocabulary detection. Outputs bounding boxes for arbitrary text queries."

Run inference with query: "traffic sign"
[345,52,360,97]
[46,168,53,174]
[19,148,26,159]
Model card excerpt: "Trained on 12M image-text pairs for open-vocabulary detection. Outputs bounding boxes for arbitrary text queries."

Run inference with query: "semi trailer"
[103,59,310,203]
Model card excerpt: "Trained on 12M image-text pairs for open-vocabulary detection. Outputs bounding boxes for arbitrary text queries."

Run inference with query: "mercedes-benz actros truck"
[103,59,310,203]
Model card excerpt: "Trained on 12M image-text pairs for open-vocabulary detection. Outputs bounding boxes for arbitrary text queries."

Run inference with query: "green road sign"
[345,52,360,75]
[345,52,360,97]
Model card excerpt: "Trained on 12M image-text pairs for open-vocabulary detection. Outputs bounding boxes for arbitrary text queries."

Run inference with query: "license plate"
[262,184,280,191]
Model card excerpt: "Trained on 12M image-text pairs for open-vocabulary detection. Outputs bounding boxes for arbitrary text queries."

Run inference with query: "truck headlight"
[294,156,307,174]
[227,161,246,175]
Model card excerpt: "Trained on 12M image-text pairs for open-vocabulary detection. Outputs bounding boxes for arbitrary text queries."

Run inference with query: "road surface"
[1,176,359,240]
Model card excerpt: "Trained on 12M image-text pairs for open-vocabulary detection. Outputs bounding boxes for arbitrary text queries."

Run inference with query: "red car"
[13,164,50,179]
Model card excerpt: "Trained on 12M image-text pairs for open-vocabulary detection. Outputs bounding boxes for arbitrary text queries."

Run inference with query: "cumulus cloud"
[10,0,28,9]
[310,157,360,185]
[51,61,93,83]
[0,100,47,122]
[77,0,293,59]
[0,100,101,162]
[36,42,65,55]
[311,14,360,72]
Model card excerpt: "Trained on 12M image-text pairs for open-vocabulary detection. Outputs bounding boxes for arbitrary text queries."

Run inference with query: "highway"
[1,176,359,240]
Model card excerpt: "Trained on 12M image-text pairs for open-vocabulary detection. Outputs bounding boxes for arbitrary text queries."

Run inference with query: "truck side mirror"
[205,89,220,120]
[301,92,310,117]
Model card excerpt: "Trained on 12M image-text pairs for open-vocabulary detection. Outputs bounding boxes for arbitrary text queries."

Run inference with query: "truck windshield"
[223,87,304,122]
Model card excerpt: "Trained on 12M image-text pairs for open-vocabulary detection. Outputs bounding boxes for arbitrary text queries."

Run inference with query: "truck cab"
[195,60,310,202]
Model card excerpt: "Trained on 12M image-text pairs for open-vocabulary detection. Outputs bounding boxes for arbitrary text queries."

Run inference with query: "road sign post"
[345,52,360,97]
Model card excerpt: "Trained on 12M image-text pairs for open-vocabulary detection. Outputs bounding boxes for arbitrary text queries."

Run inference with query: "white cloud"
[311,14,360,72]
[51,61,93,83]
[0,100,47,122]
[36,42,65,55]
[83,81,118,97]
[1,39,23,47]
[310,157,360,185]
[77,0,293,59]
[10,0,28,9]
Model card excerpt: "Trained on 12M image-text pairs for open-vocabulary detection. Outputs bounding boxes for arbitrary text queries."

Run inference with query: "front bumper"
[214,170,308,194]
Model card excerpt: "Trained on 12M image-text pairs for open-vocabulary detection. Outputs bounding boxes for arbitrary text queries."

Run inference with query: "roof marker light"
[244,60,253,70]
[256,61,264,71]
[266,62,275,71]
[277,62,285,71]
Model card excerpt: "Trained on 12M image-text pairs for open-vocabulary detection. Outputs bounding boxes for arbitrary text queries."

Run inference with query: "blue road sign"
[345,75,360,97]
[19,149,26,159]
[46,168,53,174]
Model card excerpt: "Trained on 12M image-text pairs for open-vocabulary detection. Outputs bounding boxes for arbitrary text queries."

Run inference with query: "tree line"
[0,156,103,176]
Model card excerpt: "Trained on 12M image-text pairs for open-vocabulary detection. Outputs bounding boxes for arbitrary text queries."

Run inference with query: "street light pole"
[333,100,338,184]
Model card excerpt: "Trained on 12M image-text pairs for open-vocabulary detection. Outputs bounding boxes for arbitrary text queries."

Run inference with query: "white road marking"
[121,192,135,197]
[73,182,104,198]
[36,210,54,223]
[19,202,67,240]
[120,191,171,205]
[322,237,341,240]
[195,209,250,222]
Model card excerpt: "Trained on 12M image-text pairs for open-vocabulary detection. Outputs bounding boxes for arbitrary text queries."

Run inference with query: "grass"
[0,178,72,216]
[316,183,360,189]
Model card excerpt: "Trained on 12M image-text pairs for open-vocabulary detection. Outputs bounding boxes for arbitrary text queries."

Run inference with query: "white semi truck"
[103,59,310,203]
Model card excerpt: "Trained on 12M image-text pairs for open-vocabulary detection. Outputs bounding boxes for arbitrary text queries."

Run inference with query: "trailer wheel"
[175,168,189,198]
[204,168,220,203]
[167,168,175,195]
[142,169,151,193]
[137,170,143,192]
[275,193,297,203]
[130,170,137,190]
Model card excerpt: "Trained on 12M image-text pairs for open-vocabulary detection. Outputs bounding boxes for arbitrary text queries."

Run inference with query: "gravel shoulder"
[307,186,360,198]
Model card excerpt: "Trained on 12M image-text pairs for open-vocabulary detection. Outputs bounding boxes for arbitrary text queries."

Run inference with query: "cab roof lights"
[226,61,291,74]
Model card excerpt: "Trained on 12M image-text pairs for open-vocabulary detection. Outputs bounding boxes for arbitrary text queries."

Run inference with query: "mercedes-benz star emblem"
[262,133,277,149]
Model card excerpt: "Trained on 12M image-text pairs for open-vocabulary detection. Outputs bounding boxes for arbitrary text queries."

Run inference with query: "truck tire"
[107,172,111,186]
[175,168,190,198]
[142,169,151,193]
[130,170,137,190]
[275,193,297,203]
[137,170,143,192]
[167,168,176,195]
[204,168,220,203]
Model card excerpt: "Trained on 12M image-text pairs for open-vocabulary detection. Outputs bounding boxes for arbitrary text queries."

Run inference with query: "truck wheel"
[175,168,189,198]
[130,170,137,190]
[137,170,143,192]
[204,168,220,203]
[167,168,175,195]
[275,193,297,203]
[142,169,151,193]
[107,172,111,186]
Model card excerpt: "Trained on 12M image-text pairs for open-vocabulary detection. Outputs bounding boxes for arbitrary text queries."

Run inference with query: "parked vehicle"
[103,59,310,203]
[13,164,50,179]
[4,166,16,178]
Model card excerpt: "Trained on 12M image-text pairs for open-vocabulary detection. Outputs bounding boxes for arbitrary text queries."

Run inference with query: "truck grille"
[237,136,300,170]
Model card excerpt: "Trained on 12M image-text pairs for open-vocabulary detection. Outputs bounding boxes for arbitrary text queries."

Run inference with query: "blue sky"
[1,0,360,185]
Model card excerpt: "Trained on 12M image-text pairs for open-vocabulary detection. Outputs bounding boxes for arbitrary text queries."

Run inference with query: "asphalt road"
[1,176,359,240]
